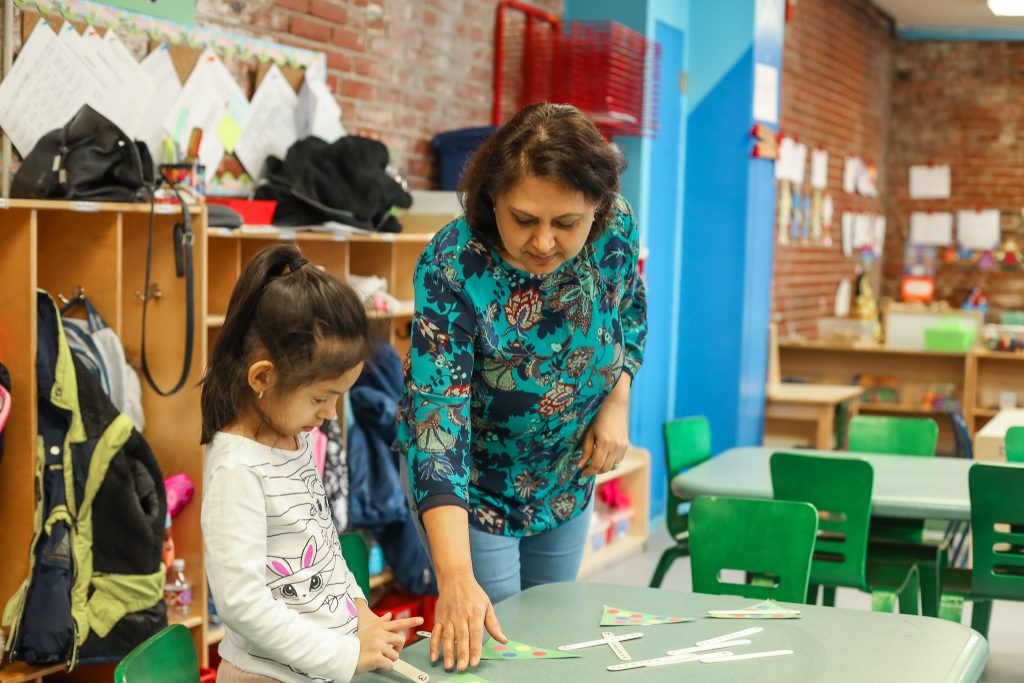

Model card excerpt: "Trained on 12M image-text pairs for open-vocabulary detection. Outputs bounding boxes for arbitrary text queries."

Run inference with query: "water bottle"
[164,558,192,618]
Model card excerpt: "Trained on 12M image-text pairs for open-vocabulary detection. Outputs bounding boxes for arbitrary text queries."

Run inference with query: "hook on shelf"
[57,285,86,306]
[135,283,162,302]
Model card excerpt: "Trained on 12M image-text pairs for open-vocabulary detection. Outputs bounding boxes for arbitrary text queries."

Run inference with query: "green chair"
[113,624,199,683]
[1005,426,1024,462]
[939,463,1024,637]
[847,415,938,457]
[649,416,712,587]
[689,495,818,603]
[771,452,920,614]
[340,531,372,598]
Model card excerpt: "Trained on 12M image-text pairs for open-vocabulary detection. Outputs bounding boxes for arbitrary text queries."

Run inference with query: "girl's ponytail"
[200,244,370,443]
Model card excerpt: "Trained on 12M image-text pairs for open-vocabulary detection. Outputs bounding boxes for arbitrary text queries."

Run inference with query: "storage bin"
[199,667,217,683]
[924,319,976,352]
[430,126,498,191]
[583,515,611,559]
[205,198,277,225]
[605,507,634,544]
[373,591,422,645]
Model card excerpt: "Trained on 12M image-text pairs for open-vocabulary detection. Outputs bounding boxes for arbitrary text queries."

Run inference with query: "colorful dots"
[532,651,547,656]
[515,645,531,652]
[607,608,619,614]
[502,652,516,658]
[492,645,507,652]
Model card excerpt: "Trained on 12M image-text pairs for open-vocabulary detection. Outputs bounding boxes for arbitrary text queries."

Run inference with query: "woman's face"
[493,175,596,275]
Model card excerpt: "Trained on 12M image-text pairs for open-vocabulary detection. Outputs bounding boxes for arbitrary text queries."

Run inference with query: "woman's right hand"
[431,571,506,671]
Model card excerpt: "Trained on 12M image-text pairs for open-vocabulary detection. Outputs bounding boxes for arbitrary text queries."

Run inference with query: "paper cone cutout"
[707,599,801,619]
[480,638,578,660]
[600,605,694,626]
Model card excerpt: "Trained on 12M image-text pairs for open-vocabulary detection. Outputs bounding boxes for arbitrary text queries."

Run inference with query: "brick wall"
[885,41,1024,316]
[196,0,562,189]
[774,0,894,339]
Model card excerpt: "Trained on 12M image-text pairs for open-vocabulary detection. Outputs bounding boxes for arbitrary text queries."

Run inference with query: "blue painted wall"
[676,0,783,451]
[564,0,689,527]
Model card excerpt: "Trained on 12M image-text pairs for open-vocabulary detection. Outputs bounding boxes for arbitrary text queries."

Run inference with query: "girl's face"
[493,175,596,275]
[258,363,364,447]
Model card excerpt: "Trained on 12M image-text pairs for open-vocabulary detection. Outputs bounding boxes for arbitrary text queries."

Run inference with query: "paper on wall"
[857,162,878,198]
[854,213,873,249]
[843,157,861,194]
[57,23,136,135]
[775,137,796,182]
[872,214,887,257]
[0,20,103,156]
[910,212,954,246]
[909,165,950,199]
[957,209,1001,251]
[810,148,828,190]
[753,62,779,124]
[791,142,808,186]
[139,46,182,159]
[235,64,300,179]
[163,48,237,172]
[298,61,346,142]
[841,212,854,257]
[89,28,155,139]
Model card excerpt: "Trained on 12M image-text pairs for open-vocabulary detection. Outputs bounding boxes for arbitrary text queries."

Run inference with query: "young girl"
[200,244,421,682]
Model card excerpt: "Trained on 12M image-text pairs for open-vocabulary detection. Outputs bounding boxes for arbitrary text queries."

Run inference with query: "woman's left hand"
[578,375,632,477]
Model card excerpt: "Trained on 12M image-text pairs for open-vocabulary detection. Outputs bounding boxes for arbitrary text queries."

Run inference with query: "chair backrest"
[771,452,872,592]
[689,495,818,603]
[113,624,199,683]
[969,463,1024,600]
[663,416,712,539]
[1005,426,1024,463]
[340,531,372,598]
[847,415,938,456]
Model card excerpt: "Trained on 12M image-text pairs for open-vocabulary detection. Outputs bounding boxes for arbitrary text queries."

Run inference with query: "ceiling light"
[989,0,1024,16]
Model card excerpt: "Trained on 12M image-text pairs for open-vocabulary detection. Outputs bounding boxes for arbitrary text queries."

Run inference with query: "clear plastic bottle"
[164,558,192,618]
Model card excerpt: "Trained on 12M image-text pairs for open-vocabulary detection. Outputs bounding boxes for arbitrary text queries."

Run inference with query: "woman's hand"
[422,506,507,671]
[578,374,632,477]
[431,571,506,671]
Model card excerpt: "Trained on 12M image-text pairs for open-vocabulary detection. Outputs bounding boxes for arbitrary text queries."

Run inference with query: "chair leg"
[806,583,820,605]
[896,567,920,615]
[939,592,965,623]
[649,544,688,588]
[821,586,836,607]
[870,589,897,613]
[971,599,993,638]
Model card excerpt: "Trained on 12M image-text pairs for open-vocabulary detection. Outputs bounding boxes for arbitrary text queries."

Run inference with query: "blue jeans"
[468,499,594,605]
[400,454,593,605]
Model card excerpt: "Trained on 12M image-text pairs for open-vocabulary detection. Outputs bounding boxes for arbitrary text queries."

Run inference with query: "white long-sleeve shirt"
[202,431,365,682]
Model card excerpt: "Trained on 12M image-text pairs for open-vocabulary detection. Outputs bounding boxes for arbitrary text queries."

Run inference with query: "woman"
[395,102,647,671]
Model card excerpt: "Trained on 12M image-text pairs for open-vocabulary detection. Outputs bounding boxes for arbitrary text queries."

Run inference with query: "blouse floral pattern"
[395,196,647,537]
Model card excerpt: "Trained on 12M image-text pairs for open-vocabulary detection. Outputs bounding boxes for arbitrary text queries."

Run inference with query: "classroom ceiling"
[873,0,1024,30]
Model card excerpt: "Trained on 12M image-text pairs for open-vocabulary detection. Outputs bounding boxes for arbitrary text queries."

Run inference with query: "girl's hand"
[578,375,632,477]
[431,572,506,671]
[355,611,425,674]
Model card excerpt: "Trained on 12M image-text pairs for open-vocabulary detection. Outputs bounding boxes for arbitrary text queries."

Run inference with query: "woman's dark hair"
[200,244,372,444]
[459,102,627,251]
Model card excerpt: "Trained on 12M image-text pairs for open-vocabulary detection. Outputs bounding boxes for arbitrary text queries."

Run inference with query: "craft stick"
[607,653,711,671]
[700,649,795,663]
[558,632,644,651]
[695,626,764,647]
[665,639,751,656]
[392,659,430,682]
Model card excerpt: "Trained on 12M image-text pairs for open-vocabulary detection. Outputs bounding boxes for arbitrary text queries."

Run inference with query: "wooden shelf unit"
[0,204,431,680]
[777,341,1024,451]
[579,446,651,577]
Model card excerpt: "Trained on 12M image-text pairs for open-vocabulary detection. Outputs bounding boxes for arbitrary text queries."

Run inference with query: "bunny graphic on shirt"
[266,535,357,618]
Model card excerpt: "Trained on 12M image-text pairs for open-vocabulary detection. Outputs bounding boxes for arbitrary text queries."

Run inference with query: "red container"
[206,198,277,226]
[372,591,422,646]
[199,667,217,683]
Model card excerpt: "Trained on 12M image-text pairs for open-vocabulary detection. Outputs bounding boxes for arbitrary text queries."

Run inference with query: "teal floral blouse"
[395,196,647,537]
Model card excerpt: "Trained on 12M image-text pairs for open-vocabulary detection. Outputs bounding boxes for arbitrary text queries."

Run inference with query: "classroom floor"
[586,529,1024,683]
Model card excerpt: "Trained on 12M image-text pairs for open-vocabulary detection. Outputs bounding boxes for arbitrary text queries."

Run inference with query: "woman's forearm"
[422,505,474,586]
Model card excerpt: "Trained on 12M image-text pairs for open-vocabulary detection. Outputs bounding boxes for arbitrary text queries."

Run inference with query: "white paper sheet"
[775,137,796,182]
[843,157,861,194]
[162,48,234,172]
[856,163,878,198]
[957,209,1001,251]
[854,213,873,249]
[139,46,182,160]
[753,62,779,124]
[872,214,887,256]
[235,64,300,178]
[90,28,155,139]
[0,21,103,156]
[792,142,807,185]
[810,149,828,190]
[909,165,951,199]
[299,62,345,142]
[841,213,854,257]
[910,212,954,246]
[57,23,133,134]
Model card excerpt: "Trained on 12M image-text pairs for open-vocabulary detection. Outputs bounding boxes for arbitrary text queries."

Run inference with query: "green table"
[357,582,987,682]
[672,446,974,520]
